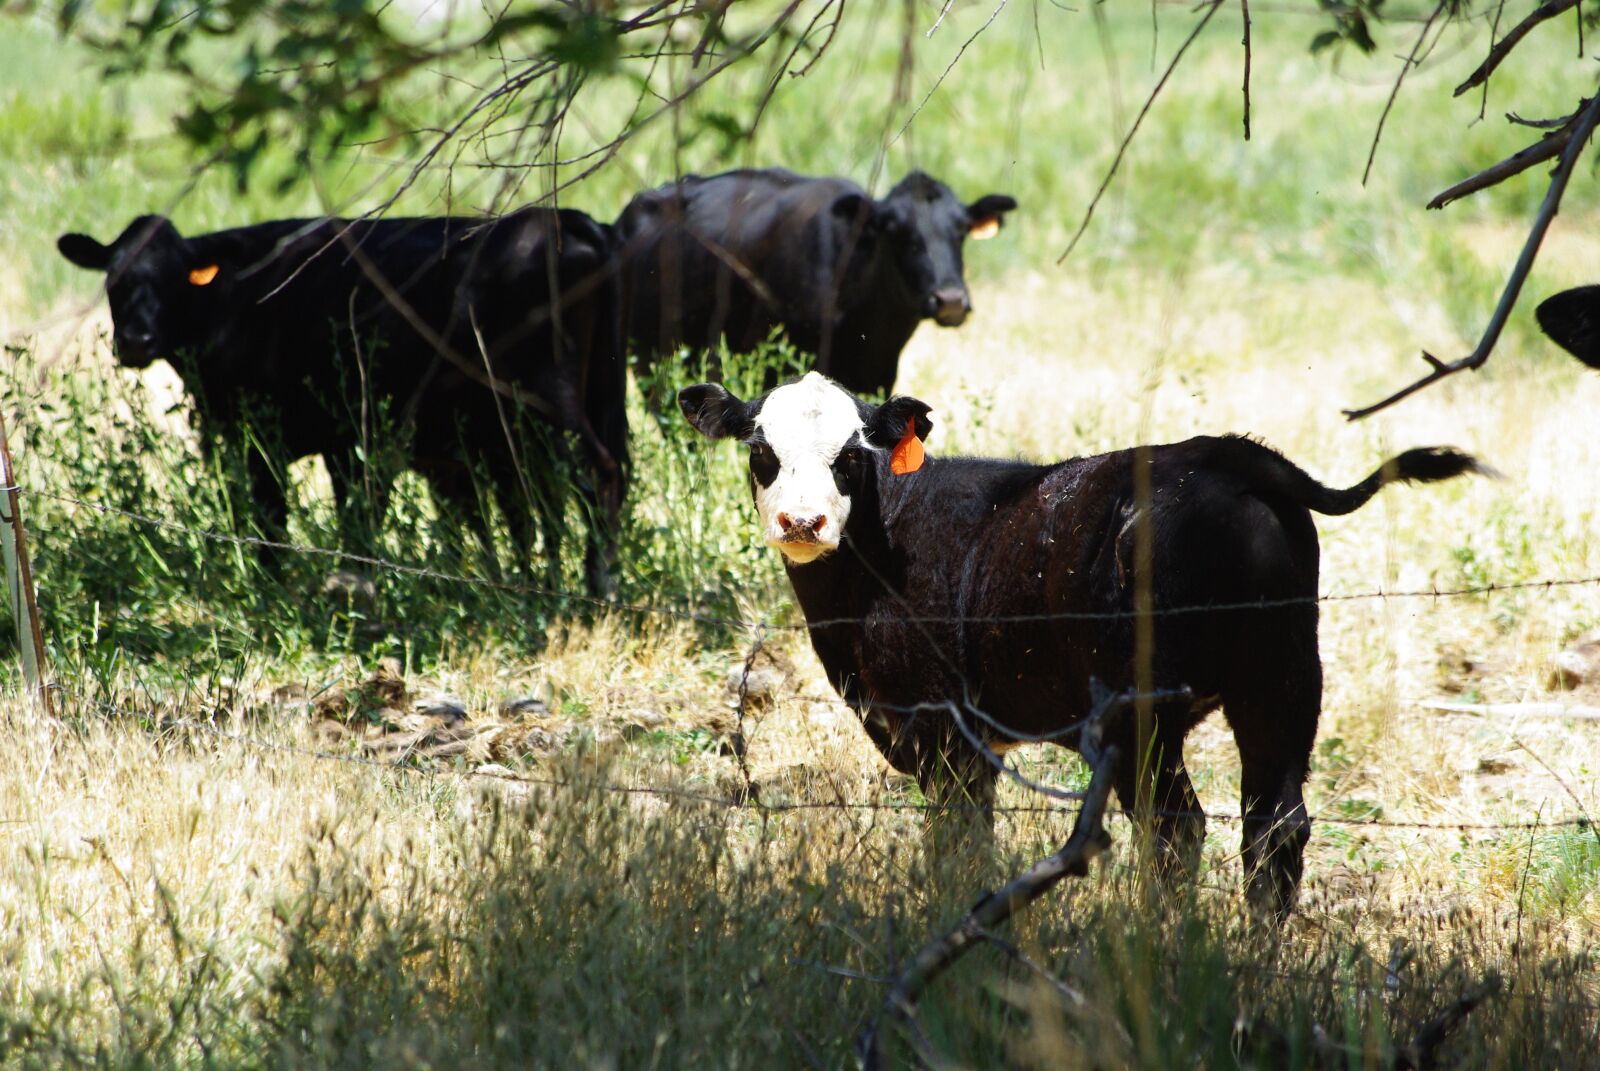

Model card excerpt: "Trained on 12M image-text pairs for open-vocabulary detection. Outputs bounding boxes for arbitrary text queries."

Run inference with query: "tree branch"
[1344,92,1600,421]
[1364,2,1446,187]
[854,681,1135,1070]
[1241,0,1252,141]
[1059,0,1222,264]
[1455,0,1580,98]
[1426,102,1587,209]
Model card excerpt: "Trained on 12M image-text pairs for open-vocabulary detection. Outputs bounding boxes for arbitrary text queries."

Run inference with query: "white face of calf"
[679,372,934,565]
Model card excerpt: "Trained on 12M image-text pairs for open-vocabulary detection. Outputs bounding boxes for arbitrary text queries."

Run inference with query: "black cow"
[616,168,1016,397]
[58,209,628,594]
[1536,285,1600,368]
[680,372,1482,915]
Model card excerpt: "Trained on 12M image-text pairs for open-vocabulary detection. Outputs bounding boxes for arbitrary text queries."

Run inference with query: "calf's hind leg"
[1108,713,1207,885]
[1222,635,1320,919]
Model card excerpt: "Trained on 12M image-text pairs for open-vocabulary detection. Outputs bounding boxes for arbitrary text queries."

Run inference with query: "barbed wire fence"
[10,478,1599,839]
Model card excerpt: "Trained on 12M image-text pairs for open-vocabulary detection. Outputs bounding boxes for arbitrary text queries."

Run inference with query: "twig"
[1343,91,1600,420]
[1478,0,1507,122]
[892,0,1010,145]
[1455,0,1580,97]
[1059,0,1222,263]
[1364,2,1447,187]
[854,681,1128,1070]
[1513,737,1600,849]
[1425,115,1579,210]
[1240,0,1252,141]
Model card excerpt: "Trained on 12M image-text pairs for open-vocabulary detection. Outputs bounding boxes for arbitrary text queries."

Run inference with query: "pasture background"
[1,2,1599,1066]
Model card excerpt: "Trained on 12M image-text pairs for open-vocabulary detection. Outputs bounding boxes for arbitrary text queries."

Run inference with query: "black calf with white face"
[59,215,235,369]
[832,171,1016,328]
[679,371,931,564]
[682,372,1482,919]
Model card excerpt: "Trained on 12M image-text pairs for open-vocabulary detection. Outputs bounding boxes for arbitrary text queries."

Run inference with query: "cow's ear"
[965,194,1018,239]
[58,233,112,271]
[866,395,933,449]
[832,193,878,230]
[678,382,753,440]
[1537,286,1600,369]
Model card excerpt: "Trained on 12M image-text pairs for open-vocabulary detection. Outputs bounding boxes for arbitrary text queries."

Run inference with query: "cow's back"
[616,169,867,365]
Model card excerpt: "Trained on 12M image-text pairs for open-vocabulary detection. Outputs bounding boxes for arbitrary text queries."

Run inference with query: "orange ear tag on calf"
[188,264,219,286]
[890,417,924,475]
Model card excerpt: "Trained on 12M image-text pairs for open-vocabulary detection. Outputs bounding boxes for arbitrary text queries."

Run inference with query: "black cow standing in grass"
[679,372,1483,915]
[1536,286,1600,368]
[58,209,628,595]
[616,168,1016,397]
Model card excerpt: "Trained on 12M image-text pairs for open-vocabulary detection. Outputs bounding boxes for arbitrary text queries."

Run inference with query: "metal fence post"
[0,406,51,715]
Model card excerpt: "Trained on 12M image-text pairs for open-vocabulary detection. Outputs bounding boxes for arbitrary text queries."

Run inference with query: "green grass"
[3,2,1600,1068]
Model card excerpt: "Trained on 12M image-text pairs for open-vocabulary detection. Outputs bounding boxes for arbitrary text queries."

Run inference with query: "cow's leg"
[856,707,997,856]
[245,447,291,560]
[1108,715,1207,886]
[429,467,502,579]
[914,730,999,865]
[552,407,624,599]
[1224,635,1319,919]
[326,453,391,550]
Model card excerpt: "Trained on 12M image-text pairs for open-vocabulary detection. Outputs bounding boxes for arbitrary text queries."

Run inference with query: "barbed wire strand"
[26,484,1600,631]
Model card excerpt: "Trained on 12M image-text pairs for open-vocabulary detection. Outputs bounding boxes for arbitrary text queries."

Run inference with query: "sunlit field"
[2,2,1599,1066]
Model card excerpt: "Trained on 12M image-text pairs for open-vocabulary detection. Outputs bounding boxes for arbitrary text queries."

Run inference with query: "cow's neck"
[781,468,906,692]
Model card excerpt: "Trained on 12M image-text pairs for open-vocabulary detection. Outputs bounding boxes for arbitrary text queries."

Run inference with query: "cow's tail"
[1213,436,1489,517]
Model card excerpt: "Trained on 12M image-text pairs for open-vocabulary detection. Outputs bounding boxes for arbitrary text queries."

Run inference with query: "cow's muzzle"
[113,329,161,368]
[776,512,828,542]
[928,287,971,327]
[772,512,836,562]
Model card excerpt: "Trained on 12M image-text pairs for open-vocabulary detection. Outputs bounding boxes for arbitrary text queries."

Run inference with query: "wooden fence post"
[0,406,51,715]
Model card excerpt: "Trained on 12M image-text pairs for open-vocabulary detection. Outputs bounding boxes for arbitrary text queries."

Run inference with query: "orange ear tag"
[188,264,219,286]
[890,417,924,475]
[968,216,1000,240]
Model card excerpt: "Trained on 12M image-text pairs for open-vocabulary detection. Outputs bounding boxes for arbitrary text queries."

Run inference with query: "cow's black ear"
[866,395,934,448]
[832,193,878,229]
[965,194,1018,237]
[1537,286,1600,369]
[678,382,753,440]
[58,233,112,271]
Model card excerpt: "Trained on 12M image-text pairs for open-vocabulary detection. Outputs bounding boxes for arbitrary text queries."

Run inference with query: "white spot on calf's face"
[751,372,865,564]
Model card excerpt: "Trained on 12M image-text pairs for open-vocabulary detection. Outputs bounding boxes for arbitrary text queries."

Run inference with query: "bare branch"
[891,0,1010,146]
[1240,0,1252,141]
[854,681,1135,1070]
[1455,0,1580,98]
[1059,0,1222,264]
[1344,92,1600,420]
[1426,105,1585,209]
[1364,2,1447,187]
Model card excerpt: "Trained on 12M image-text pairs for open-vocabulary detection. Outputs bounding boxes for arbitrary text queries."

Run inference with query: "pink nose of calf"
[777,512,828,540]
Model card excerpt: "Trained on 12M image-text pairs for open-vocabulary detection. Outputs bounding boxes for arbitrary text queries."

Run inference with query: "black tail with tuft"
[1307,446,1487,516]
[1204,436,1487,517]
